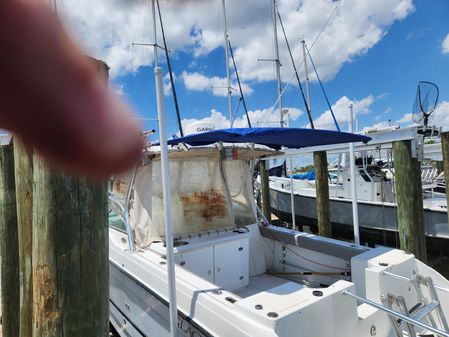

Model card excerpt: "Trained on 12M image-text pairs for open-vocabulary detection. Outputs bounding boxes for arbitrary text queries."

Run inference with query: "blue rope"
[306,45,341,132]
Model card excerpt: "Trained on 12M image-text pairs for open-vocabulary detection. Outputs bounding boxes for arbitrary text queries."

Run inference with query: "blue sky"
[60,0,449,137]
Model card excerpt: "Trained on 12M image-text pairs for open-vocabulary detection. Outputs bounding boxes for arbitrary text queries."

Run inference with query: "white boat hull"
[110,261,211,337]
[109,224,449,337]
[269,185,449,239]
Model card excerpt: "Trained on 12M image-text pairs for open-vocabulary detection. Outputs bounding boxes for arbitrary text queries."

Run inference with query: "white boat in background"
[108,127,449,337]
[268,125,449,240]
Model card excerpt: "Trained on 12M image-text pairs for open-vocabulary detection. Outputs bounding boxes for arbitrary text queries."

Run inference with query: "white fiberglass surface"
[236,274,292,298]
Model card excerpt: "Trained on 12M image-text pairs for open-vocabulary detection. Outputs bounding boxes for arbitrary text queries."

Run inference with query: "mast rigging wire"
[261,4,338,127]
[228,40,252,127]
[305,43,340,131]
[156,0,184,137]
[277,12,313,128]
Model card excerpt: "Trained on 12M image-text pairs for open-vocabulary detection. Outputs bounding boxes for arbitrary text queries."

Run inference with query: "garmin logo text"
[197,127,215,132]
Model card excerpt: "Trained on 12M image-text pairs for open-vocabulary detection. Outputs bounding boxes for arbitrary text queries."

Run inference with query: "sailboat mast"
[221,0,233,124]
[301,40,311,127]
[272,0,283,127]
[151,0,159,67]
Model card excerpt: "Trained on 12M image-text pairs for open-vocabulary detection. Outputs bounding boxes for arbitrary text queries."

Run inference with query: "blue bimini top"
[163,127,370,150]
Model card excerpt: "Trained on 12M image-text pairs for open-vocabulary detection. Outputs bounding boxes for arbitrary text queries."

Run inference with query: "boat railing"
[383,271,449,294]
[342,286,449,337]
[256,205,270,226]
[108,191,136,252]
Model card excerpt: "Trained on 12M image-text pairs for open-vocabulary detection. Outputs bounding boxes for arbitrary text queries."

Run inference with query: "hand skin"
[0,0,143,177]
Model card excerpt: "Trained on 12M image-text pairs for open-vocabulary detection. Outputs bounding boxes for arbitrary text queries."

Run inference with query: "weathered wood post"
[260,160,271,222]
[0,140,20,337]
[13,138,33,337]
[441,132,449,226]
[32,159,109,337]
[393,140,427,262]
[313,151,331,237]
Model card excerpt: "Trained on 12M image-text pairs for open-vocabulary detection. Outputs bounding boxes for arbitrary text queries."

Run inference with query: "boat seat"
[259,225,368,261]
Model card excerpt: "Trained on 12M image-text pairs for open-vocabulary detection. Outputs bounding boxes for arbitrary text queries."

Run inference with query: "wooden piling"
[0,142,20,337]
[436,161,444,175]
[441,132,449,226]
[13,138,33,337]
[260,160,271,222]
[313,151,331,237]
[32,156,109,337]
[393,140,426,262]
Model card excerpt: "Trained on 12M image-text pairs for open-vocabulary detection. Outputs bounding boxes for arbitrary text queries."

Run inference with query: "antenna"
[156,0,184,136]
[272,0,283,127]
[259,1,284,127]
[221,0,233,124]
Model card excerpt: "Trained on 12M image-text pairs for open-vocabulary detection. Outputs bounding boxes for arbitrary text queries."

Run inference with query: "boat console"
[149,229,251,292]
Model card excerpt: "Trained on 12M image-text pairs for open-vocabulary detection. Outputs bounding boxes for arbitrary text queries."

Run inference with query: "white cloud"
[362,121,391,132]
[442,34,449,54]
[431,101,449,130]
[383,106,393,115]
[406,27,430,41]
[312,95,375,130]
[163,72,175,96]
[396,113,413,124]
[363,101,449,132]
[113,83,126,96]
[376,93,389,100]
[248,107,303,127]
[181,106,303,131]
[181,71,253,97]
[362,113,415,132]
[59,0,414,82]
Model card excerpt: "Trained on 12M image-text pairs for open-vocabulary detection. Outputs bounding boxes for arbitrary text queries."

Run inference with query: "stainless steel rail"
[342,290,449,337]
[383,271,449,294]
[108,191,135,252]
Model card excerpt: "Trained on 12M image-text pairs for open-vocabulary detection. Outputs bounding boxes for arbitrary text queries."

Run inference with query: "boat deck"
[236,274,291,298]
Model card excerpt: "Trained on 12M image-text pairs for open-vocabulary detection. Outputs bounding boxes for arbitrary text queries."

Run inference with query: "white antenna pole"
[151,0,158,67]
[155,67,178,337]
[302,40,311,119]
[222,0,233,125]
[348,104,360,245]
[152,5,176,333]
[272,0,283,127]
